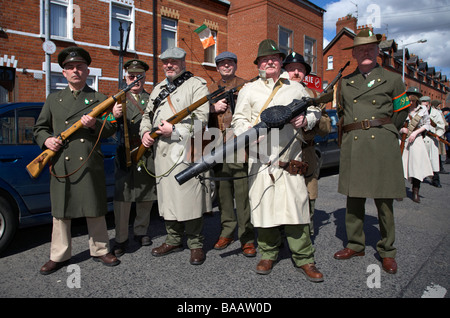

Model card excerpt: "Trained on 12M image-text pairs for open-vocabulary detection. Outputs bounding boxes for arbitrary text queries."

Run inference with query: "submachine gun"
[175,62,350,185]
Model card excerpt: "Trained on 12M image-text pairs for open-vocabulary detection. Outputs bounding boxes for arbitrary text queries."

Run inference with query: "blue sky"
[309,0,450,79]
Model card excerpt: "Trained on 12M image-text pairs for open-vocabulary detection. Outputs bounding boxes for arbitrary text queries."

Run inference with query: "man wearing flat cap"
[283,52,331,236]
[111,59,157,257]
[140,47,209,265]
[232,39,323,282]
[208,51,256,258]
[333,29,410,274]
[34,46,120,274]
[420,96,446,187]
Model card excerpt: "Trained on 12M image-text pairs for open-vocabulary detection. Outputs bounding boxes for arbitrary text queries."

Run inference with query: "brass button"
[65,121,69,125]
[371,135,375,139]
[372,100,376,104]
[377,78,381,82]
[353,99,357,103]
[65,156,70,161]
[371,116,375,119]
[354,118,358,122]
[79,157,83,161]
[351,80,355,84]
[80,138,85,143]
[354,136,358,140]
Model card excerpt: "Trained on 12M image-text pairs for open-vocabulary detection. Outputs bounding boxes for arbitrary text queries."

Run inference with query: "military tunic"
[114,91,157,202]
[34,85,117,219]
[140,71,209,222]
[338,65,409,199]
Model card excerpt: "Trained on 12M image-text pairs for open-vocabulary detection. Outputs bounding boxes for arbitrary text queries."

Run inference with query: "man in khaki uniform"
[140,47,209,265]
[112,59,157,256]
[34,47,120,275]
[232,39,323,282]
[208,51,256,257]
[283,52,331,236]
[333,30,409,274]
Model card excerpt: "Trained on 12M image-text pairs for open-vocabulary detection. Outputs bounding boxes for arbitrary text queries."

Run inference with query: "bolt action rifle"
[26,75,144,179]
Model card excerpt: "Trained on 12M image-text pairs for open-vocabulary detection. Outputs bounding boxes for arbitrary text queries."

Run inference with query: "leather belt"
[277,160,308,176]
[343,117,392,133]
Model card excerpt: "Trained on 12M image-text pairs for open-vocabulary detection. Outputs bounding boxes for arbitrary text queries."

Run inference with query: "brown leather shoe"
[214,237,234,250]
[412,188,420,203]
[190,248,205,265]
[255,259,274,275]
[297,263,324,282]
[151,243,183,257]
[39,259,70,275]
[113,240,128,257]
[93,253,120,267]
[334,248,365,260]
[242,243,256,257]
[382,257,397,274]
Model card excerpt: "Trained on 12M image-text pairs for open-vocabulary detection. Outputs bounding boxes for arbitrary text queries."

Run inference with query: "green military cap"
[159,47,186,60]
[343,29,382,50]
[58,46,91,67]
[124,59,149,72]
[254,39,286,65]
[406,86,422,98]
[283,51,311,76]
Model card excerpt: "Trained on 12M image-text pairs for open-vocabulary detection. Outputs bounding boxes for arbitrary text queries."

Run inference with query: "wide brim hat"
[58,46,91,67]
[124,59,149,72]
[253,39,286,64]
[282,52,311,76]
[343,29,382,50]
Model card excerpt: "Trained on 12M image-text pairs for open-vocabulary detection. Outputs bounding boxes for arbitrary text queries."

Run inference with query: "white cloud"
[320,0,450,78]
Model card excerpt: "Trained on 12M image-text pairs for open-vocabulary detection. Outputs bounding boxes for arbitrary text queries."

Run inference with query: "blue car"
[0,102,118,254]
[314,109,340,171]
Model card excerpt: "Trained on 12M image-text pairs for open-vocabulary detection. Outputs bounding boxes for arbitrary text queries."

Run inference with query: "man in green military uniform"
[34,46,120,275]
[111,59,157,257]
[333,30,410,274]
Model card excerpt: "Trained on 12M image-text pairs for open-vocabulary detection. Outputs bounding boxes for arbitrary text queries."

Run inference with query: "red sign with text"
[304,74,322,93]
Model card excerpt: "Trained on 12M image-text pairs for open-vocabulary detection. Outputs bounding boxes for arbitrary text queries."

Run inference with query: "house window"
[327,56,333,70]
[304,36,317,74]
[110,2,135,50]
[161,17,177,53]
[278,26,293,56]
[204,30,217,64]
[40,0,73,40]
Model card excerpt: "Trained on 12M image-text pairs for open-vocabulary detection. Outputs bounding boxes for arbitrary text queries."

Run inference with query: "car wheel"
[0,197,19,255]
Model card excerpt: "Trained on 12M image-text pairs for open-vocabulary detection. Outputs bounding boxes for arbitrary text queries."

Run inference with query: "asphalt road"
[1,164,449,305]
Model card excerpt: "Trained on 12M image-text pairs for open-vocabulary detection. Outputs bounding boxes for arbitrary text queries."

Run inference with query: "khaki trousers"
[114,200,153,243]
[165,217,204,249]
[50,216,110,262]
[345,197,396,258]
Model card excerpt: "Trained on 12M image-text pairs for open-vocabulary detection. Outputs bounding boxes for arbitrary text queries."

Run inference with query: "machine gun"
[174,62,350,185]
[26,75,143,179]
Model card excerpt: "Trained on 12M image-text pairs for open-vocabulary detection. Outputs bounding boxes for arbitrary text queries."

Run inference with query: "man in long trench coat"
[333,30,410,274]
[34,47,120,275]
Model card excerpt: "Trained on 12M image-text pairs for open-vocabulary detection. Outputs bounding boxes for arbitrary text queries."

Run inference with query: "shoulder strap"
[253,78,284,125]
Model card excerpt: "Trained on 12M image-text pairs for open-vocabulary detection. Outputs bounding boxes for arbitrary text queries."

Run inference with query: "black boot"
[431,172,442,188]
[412,187,420,203]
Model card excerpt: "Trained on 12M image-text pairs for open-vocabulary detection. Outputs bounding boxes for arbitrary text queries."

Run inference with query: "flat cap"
[58,46,91,67]
[419,96,431,102]
[431,99,441,107]
[124,59,149,72]
[159,47,186,60]
[215,51,237,64]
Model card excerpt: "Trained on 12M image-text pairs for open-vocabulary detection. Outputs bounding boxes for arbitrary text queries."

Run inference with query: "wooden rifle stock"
[131,76,259,163]
[26,75,143,179]
[400,122,408,154]
[427,131,450,146]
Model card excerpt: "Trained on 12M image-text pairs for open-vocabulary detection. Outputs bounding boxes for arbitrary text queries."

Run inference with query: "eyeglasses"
[127,75,140,80]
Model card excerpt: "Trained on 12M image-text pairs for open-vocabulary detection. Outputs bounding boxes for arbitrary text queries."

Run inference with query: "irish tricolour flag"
[194,24,215,49]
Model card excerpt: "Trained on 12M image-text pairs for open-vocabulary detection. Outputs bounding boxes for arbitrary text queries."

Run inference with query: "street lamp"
[402,39,427,83]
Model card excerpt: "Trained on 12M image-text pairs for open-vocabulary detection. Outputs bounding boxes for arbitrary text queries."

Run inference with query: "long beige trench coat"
[231,72,320,228]
[140,72,209,222]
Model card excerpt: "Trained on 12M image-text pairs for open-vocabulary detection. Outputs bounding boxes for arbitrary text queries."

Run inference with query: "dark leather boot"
[412,187,420,203]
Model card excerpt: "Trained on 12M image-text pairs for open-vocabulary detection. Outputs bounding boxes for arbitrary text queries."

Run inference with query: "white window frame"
[46,62,102,93]
[110,1,136,51]
[304,36,317,74]
[278,26,293,56]
[161,17,178,53]
[327,55,333,70]
[40,0,74,41]
[204,30,217,65]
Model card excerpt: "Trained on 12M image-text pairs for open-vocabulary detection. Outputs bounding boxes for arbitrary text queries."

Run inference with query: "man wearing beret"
[232,39,323,282]
[34,46,120,274]
[333,30,410,274]
[111,59,157,257]
[140,47,209,265]
[208,51,256,257]
[283,52,331,236]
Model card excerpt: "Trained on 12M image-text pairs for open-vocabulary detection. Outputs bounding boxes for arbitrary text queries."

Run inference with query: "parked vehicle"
[314,109,340,172]
[0,102,118,254]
